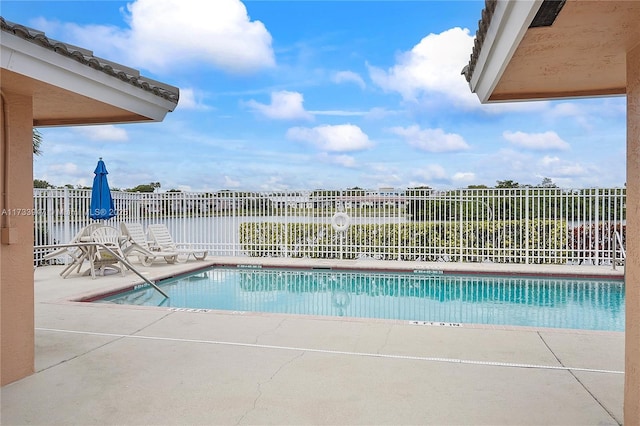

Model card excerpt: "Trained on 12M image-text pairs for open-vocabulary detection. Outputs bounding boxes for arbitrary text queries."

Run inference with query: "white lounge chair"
[88,225,126,279]
[43,227,87,277]
[120,222,178,265]
[43,222,107,278]
[146,223,208,263]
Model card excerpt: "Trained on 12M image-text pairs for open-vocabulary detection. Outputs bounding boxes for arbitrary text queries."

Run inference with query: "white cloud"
[245,91,313,120]
[309,107,402,118]
[127,0,274,72]
[452,172,475,183]
[177,88,212,111]
[37,0,275,74]
[318,152,357,168]
[413,164,448,182]
[538,156,587,177]
[223,175,241,188]
[365,27,553,115]
[360,164,403,187]
[546,102,591,131]
[258,176,289,192]
[74,125,128,141]
[368,163,395,174]
[375,175,403,187]
[545,98,626,130]
[390,125,469,152]
[332,70,366,89]
[368,27,478,108]
[49,162,80,175]
[549,102,582,118]
[308,110,367,117]
[477,149,598,187]
[364,107,402,120]
[286,124,373,152]
[503,131,570,151]
[31,18,130,62]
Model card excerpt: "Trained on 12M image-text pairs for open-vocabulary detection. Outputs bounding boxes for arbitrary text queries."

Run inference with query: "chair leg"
[88,255,97,279]
[194,252,208,261]
[60,250,88,278]
[60,261,78,278]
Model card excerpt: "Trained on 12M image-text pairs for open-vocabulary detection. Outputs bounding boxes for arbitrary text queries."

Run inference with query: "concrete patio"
[1,258,625,425]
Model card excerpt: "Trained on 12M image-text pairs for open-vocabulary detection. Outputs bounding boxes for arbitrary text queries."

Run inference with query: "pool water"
[97,267,625,331]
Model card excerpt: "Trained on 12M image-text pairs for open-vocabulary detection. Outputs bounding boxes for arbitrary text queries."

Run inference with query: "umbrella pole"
[98,244,169,298]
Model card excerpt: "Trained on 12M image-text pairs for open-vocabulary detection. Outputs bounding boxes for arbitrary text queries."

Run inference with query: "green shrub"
[240,219,568,264]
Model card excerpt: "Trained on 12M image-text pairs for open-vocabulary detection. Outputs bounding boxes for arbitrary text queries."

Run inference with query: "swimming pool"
[97,267,625,331]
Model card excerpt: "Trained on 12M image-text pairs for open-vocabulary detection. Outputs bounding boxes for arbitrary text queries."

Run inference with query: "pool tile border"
[63,259,625,336]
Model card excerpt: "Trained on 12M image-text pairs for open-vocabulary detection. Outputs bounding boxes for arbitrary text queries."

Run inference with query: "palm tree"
[33,128,42,156]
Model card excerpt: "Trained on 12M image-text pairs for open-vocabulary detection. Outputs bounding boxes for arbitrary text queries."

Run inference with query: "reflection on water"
[100,268,625,331]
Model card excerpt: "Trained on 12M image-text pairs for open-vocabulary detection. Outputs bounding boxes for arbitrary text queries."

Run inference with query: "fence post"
[233,192,238,257]
[459,190,463,262]
[45,190,53,245]
[595,190,600,265]
[284,194,289,258]
[525,187,530,264]
[63,187,70,243]
[182,191,187,245]
[397,195,402,261]
[133,191,140,224]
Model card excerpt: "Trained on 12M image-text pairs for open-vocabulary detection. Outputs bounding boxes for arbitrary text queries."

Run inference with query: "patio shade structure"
[0,17,178,386]
[89,158,116,221]
[462,1,640,424]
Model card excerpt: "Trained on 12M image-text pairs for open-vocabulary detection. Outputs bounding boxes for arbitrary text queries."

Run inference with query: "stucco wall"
[0,91,35,385]
[625,41,640,426]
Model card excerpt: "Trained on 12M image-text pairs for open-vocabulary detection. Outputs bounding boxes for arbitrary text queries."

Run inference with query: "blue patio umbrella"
[89,157,116,220]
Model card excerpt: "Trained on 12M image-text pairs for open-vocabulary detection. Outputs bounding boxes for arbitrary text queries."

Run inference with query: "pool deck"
[2,257,626,425]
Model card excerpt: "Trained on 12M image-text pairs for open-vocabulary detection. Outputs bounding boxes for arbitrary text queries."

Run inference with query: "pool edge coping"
[54,259,625,336]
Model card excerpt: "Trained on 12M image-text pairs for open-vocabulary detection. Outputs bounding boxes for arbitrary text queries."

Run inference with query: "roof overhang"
[1,19,179,126]
[466,0,640,103]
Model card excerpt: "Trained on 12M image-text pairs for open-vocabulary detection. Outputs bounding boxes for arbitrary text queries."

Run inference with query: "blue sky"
[4,0,627,192]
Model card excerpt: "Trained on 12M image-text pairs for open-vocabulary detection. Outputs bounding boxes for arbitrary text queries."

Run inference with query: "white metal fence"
[33,187,626,266]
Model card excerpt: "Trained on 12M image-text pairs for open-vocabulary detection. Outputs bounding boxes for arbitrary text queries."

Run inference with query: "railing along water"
[34,187,626,267]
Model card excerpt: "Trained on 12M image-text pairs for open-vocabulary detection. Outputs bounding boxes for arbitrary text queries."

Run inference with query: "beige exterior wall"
[0,91,35,385]
[625,41,640,426]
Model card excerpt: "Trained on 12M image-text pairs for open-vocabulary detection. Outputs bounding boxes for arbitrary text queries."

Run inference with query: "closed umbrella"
[89,157,116,220]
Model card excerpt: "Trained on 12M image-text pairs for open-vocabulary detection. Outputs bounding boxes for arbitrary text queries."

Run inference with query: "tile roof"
[462,0,567,84]
[1,17,179,105]
[461,0,497,84]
